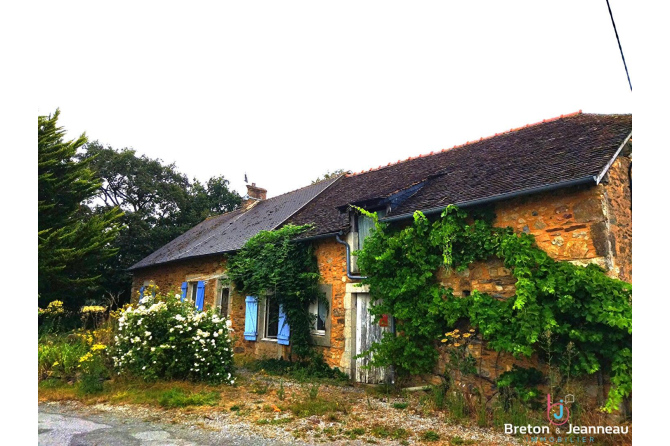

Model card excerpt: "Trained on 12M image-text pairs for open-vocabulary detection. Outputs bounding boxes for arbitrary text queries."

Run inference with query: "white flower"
[151,347,156,352]
[144,331,151,337]
[213,332,219,338]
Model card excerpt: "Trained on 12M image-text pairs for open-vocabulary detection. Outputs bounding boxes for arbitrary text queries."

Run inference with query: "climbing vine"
[356,206,632,411]
[227,224,324,359]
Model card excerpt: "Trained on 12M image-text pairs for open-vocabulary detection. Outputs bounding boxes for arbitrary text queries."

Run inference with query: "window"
[218,287,230,318]
[310,284,332,347]
[186,282,198,306]
[357,209,386,250]
[309,297,327,335]
[263,296,280,340]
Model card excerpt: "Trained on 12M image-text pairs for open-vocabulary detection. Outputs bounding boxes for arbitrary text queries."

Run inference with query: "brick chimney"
[242,183,267,209]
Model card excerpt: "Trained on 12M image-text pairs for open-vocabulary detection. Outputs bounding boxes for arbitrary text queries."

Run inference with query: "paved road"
[38,403,299,446]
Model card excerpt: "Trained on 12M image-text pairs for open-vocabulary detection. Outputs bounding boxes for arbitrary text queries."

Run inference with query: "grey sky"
[37,1,633,199]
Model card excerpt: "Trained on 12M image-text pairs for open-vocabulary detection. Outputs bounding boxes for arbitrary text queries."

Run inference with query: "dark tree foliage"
[79,142,241,304]
[38,110,123,309]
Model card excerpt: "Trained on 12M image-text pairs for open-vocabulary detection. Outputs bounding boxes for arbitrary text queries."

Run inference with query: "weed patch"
[158,388,220,408]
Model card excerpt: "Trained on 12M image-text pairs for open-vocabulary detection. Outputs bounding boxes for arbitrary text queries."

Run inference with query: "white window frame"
[309,298,327,336]
[216,279,232,318]
[310,284,332,347]
[259,295,279,342]
[186,282,198,306]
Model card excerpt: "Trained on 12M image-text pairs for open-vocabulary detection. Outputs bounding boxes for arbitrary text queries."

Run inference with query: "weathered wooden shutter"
[195,281,205,311]
[181,282,188,302]
[244,296,258,341]
[277,304,290,345]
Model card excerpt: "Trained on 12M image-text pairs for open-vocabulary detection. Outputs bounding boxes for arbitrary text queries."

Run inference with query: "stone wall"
[430,170,632,398]
[129,152,632,389]
[130,255,227,310]
[602,147,632,282]
[225,237,350,366]
[312,237,349,368]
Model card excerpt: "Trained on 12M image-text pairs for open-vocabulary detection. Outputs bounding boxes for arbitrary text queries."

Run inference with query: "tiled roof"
[287,112,632,235]
[128,176,341,270]
[131,112,632,270]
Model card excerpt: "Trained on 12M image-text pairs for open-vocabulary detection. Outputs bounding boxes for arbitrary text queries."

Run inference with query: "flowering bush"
[39,300,67,333]
[78,344,109,393]
[80,305,107,329]
[112,292,235,385]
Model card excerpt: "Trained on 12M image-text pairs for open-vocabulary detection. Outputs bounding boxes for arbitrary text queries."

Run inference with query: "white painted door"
[355,293,389,383]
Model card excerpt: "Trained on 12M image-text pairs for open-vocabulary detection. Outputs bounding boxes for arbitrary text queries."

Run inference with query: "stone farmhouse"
[129,111,632,384]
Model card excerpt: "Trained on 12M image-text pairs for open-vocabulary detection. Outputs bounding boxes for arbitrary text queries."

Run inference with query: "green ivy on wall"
[355,206,632,412]
[227,224,324,359]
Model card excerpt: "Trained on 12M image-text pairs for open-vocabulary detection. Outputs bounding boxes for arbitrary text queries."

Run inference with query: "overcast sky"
[36,0,633,199]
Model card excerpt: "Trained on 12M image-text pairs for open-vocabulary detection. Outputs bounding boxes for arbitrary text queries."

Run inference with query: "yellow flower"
[441,339,448,343]
[81,305,106,314]
[45,300,65,316]
[445,332,452,337]
[453,343,461,347]
[91,344,107,352]
[462,333,471,338]
[52,361,59,367]
[79,352,93,363]
[469,329,475,333]
[453,329,460,333]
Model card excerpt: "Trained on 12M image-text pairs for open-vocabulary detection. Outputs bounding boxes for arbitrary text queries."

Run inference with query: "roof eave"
[595,131,632,184]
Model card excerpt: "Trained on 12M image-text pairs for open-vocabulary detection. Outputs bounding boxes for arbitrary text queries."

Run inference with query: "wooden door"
[355,293,389,383]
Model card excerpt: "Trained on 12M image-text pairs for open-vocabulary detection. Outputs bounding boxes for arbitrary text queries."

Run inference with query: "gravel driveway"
[39,401,305,446]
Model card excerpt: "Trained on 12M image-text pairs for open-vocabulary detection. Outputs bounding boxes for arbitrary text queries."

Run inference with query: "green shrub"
[78,344,110,393]
[248,357,349,383]
[496,366,544,410]
[113,292,234,384]
[38,334,89,381]
[288,398,349,417]
[307,383,319,400]
[420,430,440,441]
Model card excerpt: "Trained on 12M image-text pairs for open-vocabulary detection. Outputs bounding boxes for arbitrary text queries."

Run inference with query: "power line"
[605,0,632,91]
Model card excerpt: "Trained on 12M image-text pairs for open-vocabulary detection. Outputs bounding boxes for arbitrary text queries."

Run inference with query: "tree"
[79,142,241,303]
[311,169,348,184]
[38,110,123,308]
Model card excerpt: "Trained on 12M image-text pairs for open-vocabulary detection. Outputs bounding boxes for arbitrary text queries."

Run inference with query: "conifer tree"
[38,110,123,308]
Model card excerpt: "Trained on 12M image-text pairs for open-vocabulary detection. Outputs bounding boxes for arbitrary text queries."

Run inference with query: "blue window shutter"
[139,286,145,300]
[277,304,290,345]
[180,282,188,302]
[195,281,205,311]
[244,296,258,341]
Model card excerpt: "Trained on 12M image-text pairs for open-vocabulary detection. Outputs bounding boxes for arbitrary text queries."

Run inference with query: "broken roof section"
[287,112,632,235]
[129,175,342,270]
